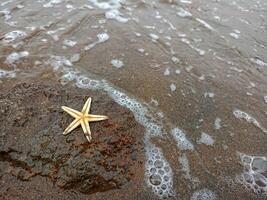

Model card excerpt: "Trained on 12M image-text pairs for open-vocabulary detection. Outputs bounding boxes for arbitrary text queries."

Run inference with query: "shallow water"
[1,0,267,199]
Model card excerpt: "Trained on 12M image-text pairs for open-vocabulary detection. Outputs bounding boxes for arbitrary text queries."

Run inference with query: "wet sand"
[0,0,267,199]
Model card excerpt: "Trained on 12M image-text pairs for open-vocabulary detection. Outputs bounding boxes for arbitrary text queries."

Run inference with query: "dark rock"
[0,80,144,196]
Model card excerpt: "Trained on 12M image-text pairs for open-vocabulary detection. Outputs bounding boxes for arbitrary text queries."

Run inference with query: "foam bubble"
[172,56,180,64]
[105,9,128,23]
[97,33,109,42]
[5,51,29,64]
[230,32,239,39]
[170,83,176,92]
[0,8,12,21]
[178,32,187,38]
[195,18,215,31]
[60,70,79,84]
[199,75,205,80]
[149,33,159,41]
[164,68,170,76]
[80,4,94,9]
[85,32,110,51]
[214,16,220,21]
[264,96,267,104]
[191,188,217,200]
[111,59,124,68]
[1,0,15,7]
[197,132,214,146]
[181,38,205,56]
[214,118,221,130]
[46,56,72,70]
[179,154,200,185]
[145,122,163,138]
[138,48,145,53]
[175,69,181,75]
[230,67,243,73]
[250,58,267,67]
[0,69,16,78]
[204,92,215,98]
[43,0,63,8]
[70,53,80,63]
[46,28,66,41]
[63,39,77,47]
[236,153,267,195]
[98,19,106,24]
[180,0,192,4]
[2,30,26,43]
[76,75,103,90]
[66,4,75,11]
[145,144,175,199]
[135,32,141,37]
[177,8,192,17]
[233,109,267,134]
[17,4,24,9]
[89,0,124,10]
[171,128,194,150]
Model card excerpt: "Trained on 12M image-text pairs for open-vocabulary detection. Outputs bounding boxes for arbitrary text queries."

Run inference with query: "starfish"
[62,97,108,141]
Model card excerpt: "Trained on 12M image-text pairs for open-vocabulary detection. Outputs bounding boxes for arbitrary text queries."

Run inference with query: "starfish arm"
[81,97,92,115]
[81,120,92,141]
[87,114,108,122]
[62,106,82,118]
[63,118,81,135]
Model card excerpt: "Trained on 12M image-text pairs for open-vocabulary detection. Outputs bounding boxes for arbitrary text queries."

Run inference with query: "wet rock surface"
[0,75,145,199]
[1,0,267,199]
